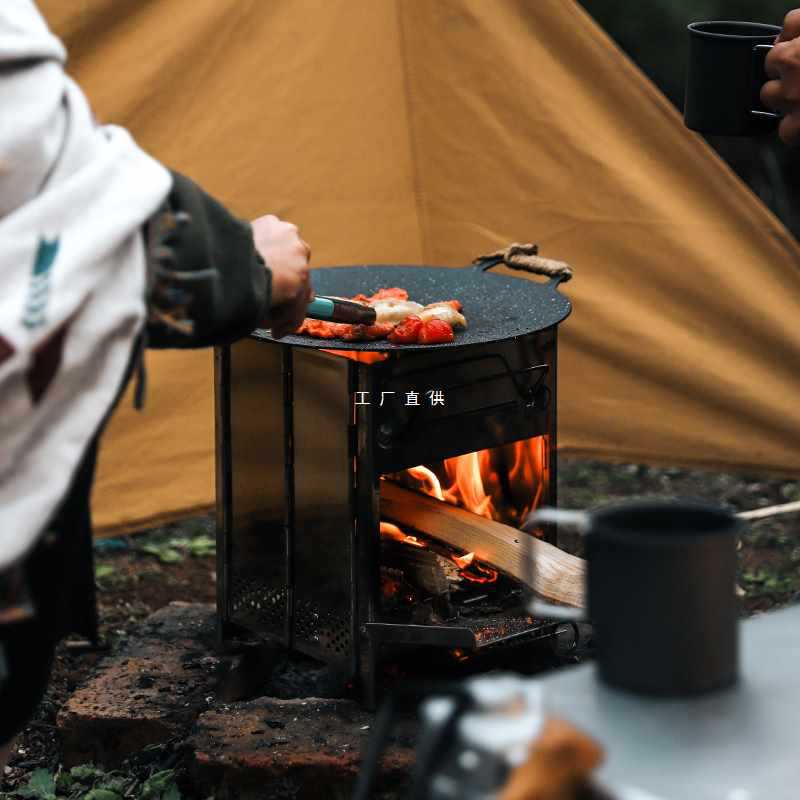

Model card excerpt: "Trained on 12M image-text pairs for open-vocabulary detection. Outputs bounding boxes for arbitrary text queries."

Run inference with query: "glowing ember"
[380,521,498,584]
[382,575,402,600]
[451,552,476,570]
[379,521,425,548]
[450,550,498,583]
[458,560,499,584]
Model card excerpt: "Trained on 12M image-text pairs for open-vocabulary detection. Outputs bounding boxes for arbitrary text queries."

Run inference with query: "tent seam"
[94,503,215,538]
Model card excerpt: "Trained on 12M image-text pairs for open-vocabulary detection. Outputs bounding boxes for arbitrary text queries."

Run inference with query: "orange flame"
[451,552,499,584]
[380,521,425,548]
[451,552,476,570]
[400,436,549,529]
[380,522,499,584]
[406,466,444,501]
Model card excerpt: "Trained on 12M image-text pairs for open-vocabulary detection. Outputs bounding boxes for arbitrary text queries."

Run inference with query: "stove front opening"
[376,435,558,653]
[389,435,551,528]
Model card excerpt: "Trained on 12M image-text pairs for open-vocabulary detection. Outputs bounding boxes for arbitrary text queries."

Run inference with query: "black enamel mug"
[685,21,781,136]
[525,500,741,697]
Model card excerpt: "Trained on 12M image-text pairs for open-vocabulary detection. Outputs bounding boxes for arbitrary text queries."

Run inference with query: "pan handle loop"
[472,242,573,285]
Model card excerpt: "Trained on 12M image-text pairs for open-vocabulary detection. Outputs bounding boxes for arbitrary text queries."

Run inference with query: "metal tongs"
[305,296,377,325]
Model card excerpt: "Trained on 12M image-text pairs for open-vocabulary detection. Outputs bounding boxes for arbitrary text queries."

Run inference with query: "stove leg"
[360,638,379,711]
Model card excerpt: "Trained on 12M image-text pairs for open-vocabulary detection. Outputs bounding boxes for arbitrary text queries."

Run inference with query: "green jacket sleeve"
[145,170,271,349]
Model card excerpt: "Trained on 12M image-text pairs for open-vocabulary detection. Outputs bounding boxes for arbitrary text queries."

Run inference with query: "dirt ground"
[1,517,218,800]
[557,458,800,614]
[2,458,799,798]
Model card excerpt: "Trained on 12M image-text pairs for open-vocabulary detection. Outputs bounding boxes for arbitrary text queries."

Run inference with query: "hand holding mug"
[761,9,800,145]
[684,21,781,136]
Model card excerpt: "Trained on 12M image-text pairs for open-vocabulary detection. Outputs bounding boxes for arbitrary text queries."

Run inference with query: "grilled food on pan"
[296,287,466,344]
[418,302,467,329]
[371,298,424,324]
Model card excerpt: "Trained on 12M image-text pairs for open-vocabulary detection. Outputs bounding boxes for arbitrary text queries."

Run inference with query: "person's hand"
[762,9,800,145]
[251,214,313,338]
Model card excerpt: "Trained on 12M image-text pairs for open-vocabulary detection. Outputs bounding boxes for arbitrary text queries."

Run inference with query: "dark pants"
[0,436,99,742]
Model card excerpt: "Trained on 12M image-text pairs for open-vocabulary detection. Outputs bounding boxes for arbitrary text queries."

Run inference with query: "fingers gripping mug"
[524,500,741,697]
[684,21,781,136]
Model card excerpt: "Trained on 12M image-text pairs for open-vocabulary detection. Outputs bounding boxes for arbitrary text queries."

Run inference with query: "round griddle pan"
[252,256,572,351]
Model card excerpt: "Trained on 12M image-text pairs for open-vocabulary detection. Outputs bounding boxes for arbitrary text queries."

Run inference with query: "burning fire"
[450,551,499,584]
[406,465,445,501]
[380,522,499,584]
[379,438,547,591]
[451,551,476,570]
[400,437,549,528]
[379,521,425,548]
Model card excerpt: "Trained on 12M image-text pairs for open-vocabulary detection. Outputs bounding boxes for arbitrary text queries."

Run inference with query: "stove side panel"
[217,339,289,643]
[291,349,355,670]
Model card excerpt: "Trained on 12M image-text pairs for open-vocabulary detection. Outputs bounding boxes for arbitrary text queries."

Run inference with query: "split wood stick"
[738,500,800,521]
[380,482,585,608]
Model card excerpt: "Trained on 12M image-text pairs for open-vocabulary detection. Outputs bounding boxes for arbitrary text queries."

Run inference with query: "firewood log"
[380,482,585,608]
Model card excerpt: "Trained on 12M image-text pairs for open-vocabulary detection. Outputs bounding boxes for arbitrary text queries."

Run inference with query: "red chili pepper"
[388,315,424,344]
[418,318,455,344]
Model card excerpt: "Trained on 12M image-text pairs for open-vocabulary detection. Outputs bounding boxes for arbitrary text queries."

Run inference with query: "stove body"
[215,326,561,703]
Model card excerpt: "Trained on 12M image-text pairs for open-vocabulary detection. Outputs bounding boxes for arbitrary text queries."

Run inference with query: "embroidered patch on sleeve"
[22,237,60,330]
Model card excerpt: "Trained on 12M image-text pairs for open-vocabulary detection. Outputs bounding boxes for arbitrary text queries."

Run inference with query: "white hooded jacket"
[0,1,171,570]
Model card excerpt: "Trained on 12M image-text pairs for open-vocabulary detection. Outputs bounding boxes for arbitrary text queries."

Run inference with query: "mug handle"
[522,508,588,622]
[752,44,780,121]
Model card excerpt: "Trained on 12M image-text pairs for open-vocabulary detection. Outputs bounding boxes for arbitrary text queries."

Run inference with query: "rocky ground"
[1,458,799,799]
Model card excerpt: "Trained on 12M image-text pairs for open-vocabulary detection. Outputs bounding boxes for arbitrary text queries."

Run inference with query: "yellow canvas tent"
[38,0,800,534]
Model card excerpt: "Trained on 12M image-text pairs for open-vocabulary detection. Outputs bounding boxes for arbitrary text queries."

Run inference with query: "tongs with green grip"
[306,296,377,325]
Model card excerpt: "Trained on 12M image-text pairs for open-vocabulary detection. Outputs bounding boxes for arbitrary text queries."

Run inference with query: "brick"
[57,603,220,766]
[191,697,415,799]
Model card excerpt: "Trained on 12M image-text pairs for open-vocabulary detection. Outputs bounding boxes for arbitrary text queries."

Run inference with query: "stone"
[57,603,220,766]
[56,602,418,797]
[191,697,416,799]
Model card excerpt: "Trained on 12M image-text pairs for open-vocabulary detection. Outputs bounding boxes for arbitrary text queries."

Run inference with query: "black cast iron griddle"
[251,258,572,351]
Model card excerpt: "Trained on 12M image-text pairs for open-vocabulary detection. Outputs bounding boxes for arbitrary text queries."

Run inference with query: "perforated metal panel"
[291,348,355,666]
[229,577,352,657]
[219,339,289,642]
[295,599,352,658]
[229,577,287,628]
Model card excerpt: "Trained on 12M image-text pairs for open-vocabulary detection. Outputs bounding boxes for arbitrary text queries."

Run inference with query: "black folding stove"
[215,257,572,704]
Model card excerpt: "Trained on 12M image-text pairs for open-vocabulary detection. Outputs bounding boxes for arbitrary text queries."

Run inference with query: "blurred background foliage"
[580,1,800,238]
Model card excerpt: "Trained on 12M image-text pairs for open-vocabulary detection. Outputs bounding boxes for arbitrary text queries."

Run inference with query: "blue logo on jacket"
[22,237,60,330]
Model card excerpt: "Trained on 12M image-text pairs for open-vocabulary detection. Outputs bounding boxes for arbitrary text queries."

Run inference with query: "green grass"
[1,765,182,800]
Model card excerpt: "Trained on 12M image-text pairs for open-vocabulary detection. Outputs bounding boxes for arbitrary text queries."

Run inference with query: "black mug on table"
[524,499,741,697]
[684,21,781,136]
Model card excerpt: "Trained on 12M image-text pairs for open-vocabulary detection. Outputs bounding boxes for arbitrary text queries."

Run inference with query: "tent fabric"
[36,0,800,535]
